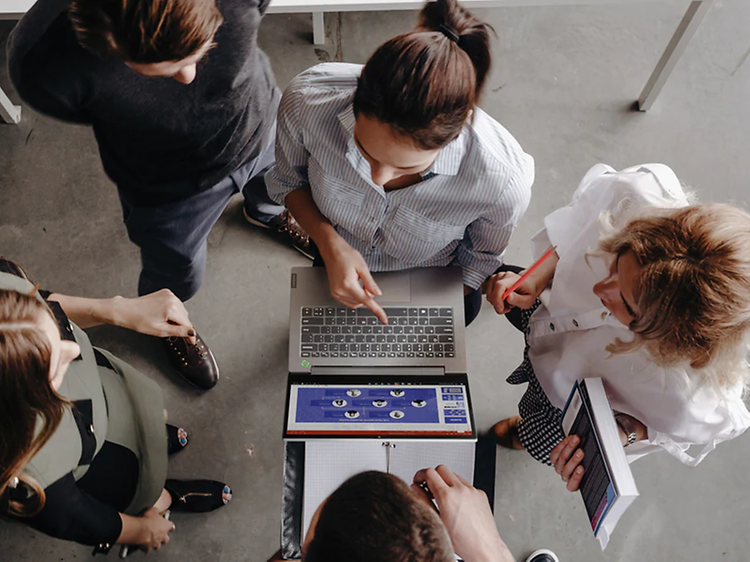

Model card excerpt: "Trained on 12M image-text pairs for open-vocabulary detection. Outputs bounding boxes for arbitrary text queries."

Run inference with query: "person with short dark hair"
[266,0,534,327]
[289,465,557,562]
[8,0,312,390]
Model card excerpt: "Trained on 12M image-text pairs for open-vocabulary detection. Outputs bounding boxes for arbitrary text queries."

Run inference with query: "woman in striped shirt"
[266,0,534,326]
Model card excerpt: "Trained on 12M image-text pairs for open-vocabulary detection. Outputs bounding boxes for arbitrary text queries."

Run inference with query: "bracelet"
[614,413,637,447]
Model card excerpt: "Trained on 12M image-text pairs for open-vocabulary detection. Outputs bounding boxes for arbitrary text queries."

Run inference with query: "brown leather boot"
[492,416,525,450]
[162,332,219,390]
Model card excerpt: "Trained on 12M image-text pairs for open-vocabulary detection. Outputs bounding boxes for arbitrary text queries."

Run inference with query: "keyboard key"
[407,352,415,357]
[325,307,335,316]
[389,308,408,316]
[321,352,329,357]
[336,308,347,316]
[367,318,378,325]
[313,307,324,316]
[347,308,357,317]
[330,344,339,351]
[434,344,443,352]
[418,335,429,343]
[341,352,349,357]
[301,352,310,357]
[398,317,409,325]
[429,308,439,316]
[409,318,419,325]
[331,326,341,334]
[384,326,394,334]
[357,308,376,317]
[386,335,396,343]
[426,352,435,358]
[397,353,406,357]
[393,326,403,334]
[407,336,417,343]
[321,326,332,334]
[302,317,324,325]
[393,344,402,352]
[388,353,396,358]
[301,344,316,351]
[319,344,329,351]
[347,317,357,325]
[445,344,455,352]
[436,352,444,358]
[419,318,429,325]
[302,307,312,317]
[439,308,452,316]
[408,308,419,316]
[324,335,334,343]
[363,326,373,334]
[302,334,313,343]
[417,352,425,358]
[435,327,453,334]
[342,326,352,334]
[425,326,435,334]
[373,326,383,334]
[372,344,380,352]
[415,326,425,334]
[352,326,363,334]
[404,326,414,334]
[302,326,320,334]
[429,317,449,325]
[313,335,324,343]
[382,344,391,352]
[376,335,386,343]
[419,308,429,316]
[378,352,386,357]
[446,352,455,357]
[335,317,347,325]
[439,335,454,342]
[330,352,339,357]
[312,352,320,357]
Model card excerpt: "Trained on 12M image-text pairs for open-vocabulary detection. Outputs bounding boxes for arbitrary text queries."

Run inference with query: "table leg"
[0,85,21,124]
[637,0,715,111]
[313,12,325,45]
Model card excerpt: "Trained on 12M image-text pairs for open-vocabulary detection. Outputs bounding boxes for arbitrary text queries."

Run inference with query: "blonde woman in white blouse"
[486,163,750,490]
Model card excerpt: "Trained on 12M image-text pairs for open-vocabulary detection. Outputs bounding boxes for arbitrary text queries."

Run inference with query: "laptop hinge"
[310,366,445,376]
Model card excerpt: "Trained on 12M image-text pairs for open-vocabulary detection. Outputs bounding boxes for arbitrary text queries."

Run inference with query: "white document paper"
[303,440,476,543]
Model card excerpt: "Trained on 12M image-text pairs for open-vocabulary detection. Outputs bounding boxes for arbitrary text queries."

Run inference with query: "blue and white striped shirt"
[267,63,534,289]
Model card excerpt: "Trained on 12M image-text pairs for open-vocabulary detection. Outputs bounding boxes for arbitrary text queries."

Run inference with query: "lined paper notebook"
[302,441,475,541]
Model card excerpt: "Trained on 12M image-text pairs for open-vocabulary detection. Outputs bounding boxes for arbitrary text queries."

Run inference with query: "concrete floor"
[1,1,750,560]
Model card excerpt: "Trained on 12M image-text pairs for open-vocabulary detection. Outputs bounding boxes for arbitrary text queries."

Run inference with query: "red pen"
[501,246,558,302]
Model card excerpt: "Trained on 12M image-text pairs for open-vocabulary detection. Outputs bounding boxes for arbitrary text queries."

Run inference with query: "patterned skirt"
[506,303,565,466]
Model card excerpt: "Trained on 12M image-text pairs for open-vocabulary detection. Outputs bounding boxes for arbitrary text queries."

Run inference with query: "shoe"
[162,332,219,390]
[167,424,189,455]
[165,479,232,513]
[492,416,525,450]
[525,549,559,562]
[243,207,315,260]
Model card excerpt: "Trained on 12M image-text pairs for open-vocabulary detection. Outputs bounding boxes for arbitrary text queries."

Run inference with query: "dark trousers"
[312,255,523,327]
[119,124,283,301]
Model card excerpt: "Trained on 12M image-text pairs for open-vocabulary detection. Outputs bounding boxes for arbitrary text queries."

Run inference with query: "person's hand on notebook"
[550,435,585,492]
[320,236,388,324]
[485,270,539,315]
[412,465,514,562]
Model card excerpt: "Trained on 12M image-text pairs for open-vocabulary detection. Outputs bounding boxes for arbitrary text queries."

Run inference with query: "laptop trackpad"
[373,272,411,303]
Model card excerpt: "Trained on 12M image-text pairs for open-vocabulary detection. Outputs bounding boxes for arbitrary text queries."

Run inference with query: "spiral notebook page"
[388,441,475,488]
[302,441,386,541]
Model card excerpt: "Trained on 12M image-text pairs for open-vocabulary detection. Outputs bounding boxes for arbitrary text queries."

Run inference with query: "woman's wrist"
[100,296,125,327]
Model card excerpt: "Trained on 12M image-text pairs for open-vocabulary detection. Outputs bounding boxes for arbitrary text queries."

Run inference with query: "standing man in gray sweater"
[8,0,312,389]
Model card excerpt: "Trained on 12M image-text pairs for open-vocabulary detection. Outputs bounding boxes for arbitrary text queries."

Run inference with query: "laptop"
[288,266,467,375]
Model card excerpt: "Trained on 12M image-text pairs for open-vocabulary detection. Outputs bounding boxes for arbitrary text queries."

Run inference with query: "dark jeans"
[312,254,523,327]
[119,124,283,301]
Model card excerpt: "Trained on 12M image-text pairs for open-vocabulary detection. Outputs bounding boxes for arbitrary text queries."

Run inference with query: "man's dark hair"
[304,471,454,562]
[69,0,223,63]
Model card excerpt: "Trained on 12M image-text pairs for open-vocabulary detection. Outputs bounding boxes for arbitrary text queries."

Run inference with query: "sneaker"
[162,332,219,390]
[243,207,315,260]
[525,549,559,562]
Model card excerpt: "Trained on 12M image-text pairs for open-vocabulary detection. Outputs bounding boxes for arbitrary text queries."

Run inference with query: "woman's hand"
[110,289,195,340]
[549,435,585,492]
[485,270,540,315]
[138,507,174,553]
[320,236,388,324]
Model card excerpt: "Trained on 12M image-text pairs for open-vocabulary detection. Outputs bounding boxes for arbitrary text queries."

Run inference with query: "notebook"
[561,377,639,549]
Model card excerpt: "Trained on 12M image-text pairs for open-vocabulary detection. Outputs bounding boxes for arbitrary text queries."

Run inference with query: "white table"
[1,0,714,124]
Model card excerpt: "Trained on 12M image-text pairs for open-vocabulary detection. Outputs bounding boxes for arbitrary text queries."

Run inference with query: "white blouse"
[526,163,750,466]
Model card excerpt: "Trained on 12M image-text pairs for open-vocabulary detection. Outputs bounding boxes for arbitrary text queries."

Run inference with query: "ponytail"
[353,0,494,150]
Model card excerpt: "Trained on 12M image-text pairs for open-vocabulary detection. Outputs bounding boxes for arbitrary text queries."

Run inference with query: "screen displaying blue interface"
[287,383,472,436]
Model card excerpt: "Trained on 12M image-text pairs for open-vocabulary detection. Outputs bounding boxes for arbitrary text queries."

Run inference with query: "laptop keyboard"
[300,306,455,359]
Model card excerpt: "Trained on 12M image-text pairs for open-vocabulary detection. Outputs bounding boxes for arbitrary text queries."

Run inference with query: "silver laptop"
[288,266,467,375]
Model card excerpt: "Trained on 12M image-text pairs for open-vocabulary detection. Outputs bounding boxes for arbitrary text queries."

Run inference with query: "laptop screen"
[284,375,475,439]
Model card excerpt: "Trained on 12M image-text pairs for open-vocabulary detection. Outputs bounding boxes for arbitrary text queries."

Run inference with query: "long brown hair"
[353,0,494,150]
[69,0,224,63]
[600,203,750,389]
[0,290,69,517]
